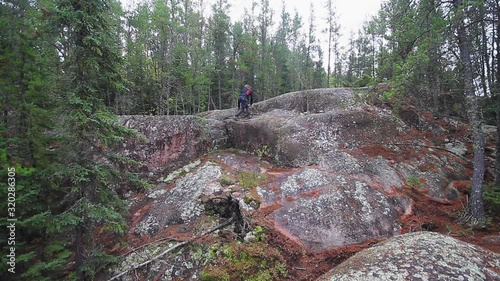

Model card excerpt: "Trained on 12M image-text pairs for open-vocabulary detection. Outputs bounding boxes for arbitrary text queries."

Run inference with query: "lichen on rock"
[317,231,500,281]
[263,167,404,251]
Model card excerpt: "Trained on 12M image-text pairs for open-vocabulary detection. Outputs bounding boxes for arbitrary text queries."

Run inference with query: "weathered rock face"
[200,88,469,201]
[109,88,484,280]
[132,160,220,237]
[259,167,406,251]
[121,88,471,249]
[119,115,226,180]
[317,231,500,281]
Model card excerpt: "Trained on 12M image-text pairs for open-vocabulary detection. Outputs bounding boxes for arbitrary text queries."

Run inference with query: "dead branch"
[108,216,235,281]
[119,237,182,258]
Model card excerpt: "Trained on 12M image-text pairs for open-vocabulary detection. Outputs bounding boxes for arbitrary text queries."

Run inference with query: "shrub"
[484,183,500,217]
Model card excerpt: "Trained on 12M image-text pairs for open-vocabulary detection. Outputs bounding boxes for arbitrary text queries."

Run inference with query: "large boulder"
[132,161,222,237]
[317,231,500,281]
[121,88,471,249]
[258,167,409,251]
[121,89,468,201]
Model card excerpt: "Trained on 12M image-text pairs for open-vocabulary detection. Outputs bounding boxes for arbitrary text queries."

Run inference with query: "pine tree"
[209,0,231,109]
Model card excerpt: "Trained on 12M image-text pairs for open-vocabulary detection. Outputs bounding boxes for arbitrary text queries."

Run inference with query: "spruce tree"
[53,0,145,279]
[0,1,63,279]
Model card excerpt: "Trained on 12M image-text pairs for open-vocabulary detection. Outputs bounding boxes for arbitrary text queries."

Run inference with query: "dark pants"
[235,101,251,117]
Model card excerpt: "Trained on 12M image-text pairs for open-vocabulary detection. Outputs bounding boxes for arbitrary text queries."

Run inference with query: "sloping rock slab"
[132,162,223,237]
[259,167,410,251]
[317,231,500,281]
[201,88,468,201]
[197,88,362,120]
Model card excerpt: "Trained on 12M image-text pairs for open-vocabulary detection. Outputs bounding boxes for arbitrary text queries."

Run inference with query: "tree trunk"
[454,0,485,224]
[75,222,85,281]
[495,0,500,186]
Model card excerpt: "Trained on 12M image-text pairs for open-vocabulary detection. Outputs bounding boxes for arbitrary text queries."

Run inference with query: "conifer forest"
[1,0,500,280]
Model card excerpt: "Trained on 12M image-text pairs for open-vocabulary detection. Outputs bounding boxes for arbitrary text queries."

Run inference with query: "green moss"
[201,267,230,281]
[405,176,423,189]
[253,225,265,242]
[220,174,237,186]
[255,145,271,159]
[247,270,272,281]
[243,195,261,210]
[238,171,265,209]
[201,241,287,281]
[239,171,260,189]
[274,263,288,278]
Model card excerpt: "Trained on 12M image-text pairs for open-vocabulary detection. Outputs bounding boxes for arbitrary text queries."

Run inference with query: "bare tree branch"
[108,216,235,281]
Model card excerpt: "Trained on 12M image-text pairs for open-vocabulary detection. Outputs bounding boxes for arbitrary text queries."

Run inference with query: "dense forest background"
[1,0,499,280]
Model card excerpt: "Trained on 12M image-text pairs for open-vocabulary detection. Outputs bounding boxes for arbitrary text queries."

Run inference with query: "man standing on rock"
[235,84,253,119]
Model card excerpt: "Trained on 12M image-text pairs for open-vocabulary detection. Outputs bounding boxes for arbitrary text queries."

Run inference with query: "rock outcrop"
[121,88,469,247]
[106,88,495,280]
[119,115,226,180]
[317,231,500,281]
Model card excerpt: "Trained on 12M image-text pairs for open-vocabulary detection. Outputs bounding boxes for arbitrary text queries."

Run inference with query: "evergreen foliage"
[52,0,146,278]
[1,0,144,280]
[484,184,500,217]
[0,0,62,279]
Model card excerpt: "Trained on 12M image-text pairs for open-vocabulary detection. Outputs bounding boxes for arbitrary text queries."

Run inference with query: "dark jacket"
[238,87,253,108]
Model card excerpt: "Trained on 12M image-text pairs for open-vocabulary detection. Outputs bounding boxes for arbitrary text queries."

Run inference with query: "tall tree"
[273,1,293,93]
[256,0,274,99]
[122,3,159,114]
[453,0,486,224]
[304,2,317,89]
[54,0,144,279]
[324,0,340,87]
[0,0,63,278]
[209,0,231,109]
[495,0,500,186]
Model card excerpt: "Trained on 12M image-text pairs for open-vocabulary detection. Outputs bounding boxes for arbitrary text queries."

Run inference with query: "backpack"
[239,88,251,103]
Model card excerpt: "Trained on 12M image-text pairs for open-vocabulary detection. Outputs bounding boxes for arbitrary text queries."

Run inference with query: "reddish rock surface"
[102,88,499,281]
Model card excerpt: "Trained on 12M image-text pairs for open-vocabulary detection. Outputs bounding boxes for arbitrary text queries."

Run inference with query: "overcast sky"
[121,0,384,49]
[228,0,382,37]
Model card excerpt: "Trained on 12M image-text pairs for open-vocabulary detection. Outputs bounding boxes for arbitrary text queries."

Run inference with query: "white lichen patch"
[134,215,160,236]
[313,123,340,150]
[147,188,167,199]
[164,159,202,184]
[280,168,328,197]
[110,242,177,280]
[165,162,222,223]
[444,140,467,157]
[318,232,500,281]
[353,181,374,218]
[318,152,363,174]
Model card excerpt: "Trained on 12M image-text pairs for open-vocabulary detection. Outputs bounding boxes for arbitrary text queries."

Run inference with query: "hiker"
[235,84,253,118]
